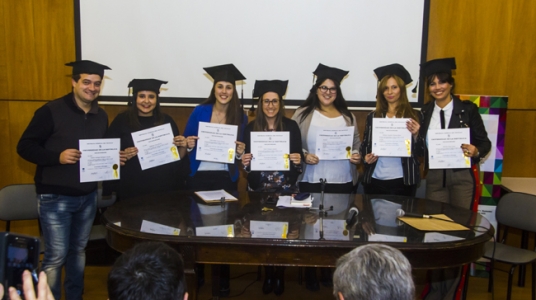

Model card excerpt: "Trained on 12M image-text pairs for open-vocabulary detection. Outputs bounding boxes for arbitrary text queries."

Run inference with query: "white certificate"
[250,221,288,239]
[371,118,412,157]
[131,123,180,170]
[196,122,238,163]
[196,224,234,237]
[315,126,354,160]
[140,220,180,236]
[312,219,349,241]
[428,128,471,169]
[79,138,120,183]
[250,132,290,171]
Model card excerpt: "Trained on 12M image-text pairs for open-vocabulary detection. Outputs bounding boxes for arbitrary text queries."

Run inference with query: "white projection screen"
[76,0,430,107]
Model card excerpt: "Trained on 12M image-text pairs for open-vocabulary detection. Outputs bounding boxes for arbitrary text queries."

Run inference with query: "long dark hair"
[297,77,354,124]
[127,91,165,130]
[253,93,286,131]
[374,75,418,120]
[425,72,455,103]
[201,81,243,126]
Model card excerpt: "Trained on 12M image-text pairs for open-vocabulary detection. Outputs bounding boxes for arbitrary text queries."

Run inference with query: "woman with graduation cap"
[291,64,361,194]
[184,64,248,192]
[291,64,361,291]
[241,80,303,193]
[103,79,190,200]
[360,63,423,196]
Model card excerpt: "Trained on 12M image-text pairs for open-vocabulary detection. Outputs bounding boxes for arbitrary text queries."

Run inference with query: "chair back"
[496,192,536,232]
[0,184,38,221]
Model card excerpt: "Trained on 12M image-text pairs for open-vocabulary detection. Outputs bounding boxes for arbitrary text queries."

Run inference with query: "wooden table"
[102,191,493,300]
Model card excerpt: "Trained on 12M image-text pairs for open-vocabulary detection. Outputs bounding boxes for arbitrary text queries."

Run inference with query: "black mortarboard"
[421,57,457,77]
[313,63,349,84]
[252,80,289,98]
[65,60,111,78]
[128,79,168,94]
[203,64,246,83]
[374,63,413,85]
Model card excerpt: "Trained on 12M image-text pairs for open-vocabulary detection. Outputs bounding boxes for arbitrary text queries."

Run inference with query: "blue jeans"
[38,191,97,300]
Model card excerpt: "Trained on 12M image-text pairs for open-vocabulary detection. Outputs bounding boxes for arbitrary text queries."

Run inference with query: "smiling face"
[428,75,453,102]
[136,91,158,117]
[214,81,234,105]
[72,74,102,106]
[382,77,401,105]
[261,92,280,121]
[316,79,337,108]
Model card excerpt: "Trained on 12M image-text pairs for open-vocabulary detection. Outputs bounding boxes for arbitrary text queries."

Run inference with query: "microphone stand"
[318,178,333,240]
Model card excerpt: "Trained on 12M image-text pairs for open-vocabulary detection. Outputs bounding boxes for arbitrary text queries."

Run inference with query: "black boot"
[274,266,285,296]
[305,267,319,291]
[262,266,275,294]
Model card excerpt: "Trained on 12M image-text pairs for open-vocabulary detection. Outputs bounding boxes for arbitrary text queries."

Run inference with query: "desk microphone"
[396,208,431,219]
[346,207,359,228]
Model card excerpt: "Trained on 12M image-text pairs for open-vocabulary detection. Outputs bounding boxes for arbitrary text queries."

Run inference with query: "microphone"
[396,208,431,219]
[346,207,359,228]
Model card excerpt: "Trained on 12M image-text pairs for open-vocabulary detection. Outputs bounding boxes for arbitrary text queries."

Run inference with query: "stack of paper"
[276,195,313,208]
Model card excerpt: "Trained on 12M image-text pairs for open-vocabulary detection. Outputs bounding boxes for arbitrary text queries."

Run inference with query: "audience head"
[108,241,187,300]
[333,244,414,300]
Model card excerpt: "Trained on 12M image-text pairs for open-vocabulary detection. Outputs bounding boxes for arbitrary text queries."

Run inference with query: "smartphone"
[0,232,40,300]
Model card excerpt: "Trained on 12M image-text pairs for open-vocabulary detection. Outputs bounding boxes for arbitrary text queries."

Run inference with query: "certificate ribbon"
[112,164,118,179]
[170,146,179,160]
[228,148,234,162]
[405,139,411,155]
[227,225,234,237]
[464,153,471,166]
[283,154,289,169]
[281,223,288,239]
[346,146,351,158]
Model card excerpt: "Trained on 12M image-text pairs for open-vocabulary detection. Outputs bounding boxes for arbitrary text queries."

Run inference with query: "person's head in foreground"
[108,241,188,300]
[333,244,414,300]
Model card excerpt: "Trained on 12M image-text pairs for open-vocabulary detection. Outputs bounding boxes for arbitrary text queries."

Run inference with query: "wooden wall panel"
[502,110,536,177]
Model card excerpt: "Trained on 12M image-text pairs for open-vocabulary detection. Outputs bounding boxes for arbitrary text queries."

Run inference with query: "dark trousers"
[299,181,354,194]
[364,178,416,197]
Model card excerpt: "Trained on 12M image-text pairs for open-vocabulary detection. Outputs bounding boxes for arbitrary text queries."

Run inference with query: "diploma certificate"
[371,118,412,157]
[196,122,238,163]
[250,132,290,171]
[131,123,180,170]
[428,128,471,169]
[315,126,354,160]
[79,138,120,183]
[250,221,288,239]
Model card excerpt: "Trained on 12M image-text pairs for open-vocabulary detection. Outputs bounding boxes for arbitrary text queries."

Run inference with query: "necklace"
[214,111,226,123]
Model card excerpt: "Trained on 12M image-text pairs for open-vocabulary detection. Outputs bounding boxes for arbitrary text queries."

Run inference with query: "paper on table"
[250,220,288,239]
[424,232,465,243]
[398,214,469,231]
[196,122,238,163]
[428,128,471,169]
[250,131,290,171]
[276,196,312,208]
[194,189,237,203]
[312,219,349,241]
[315,126,354,160]
[368,233,407,242]
[372,118,412,157]
[79,138,121,182]
[196,224,234,237]
[131,123,180,170]
[140,220,180,235]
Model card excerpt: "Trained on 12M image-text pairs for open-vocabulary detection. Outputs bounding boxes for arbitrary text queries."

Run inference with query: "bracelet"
[187,147,194,152]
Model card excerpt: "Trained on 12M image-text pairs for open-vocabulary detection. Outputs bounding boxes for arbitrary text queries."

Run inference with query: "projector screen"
[76,0,429,107]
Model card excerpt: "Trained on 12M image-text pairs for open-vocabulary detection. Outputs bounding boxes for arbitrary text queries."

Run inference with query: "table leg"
[212,264,221,300]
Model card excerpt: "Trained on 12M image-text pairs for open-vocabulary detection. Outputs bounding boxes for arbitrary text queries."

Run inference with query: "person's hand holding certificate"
[315,127,354,160]
[250,132,290,171]
[131,123,180,170]
[428,128,471,169]
[372,118,412,157]
[196,122,238,163]
[79,138,121,182]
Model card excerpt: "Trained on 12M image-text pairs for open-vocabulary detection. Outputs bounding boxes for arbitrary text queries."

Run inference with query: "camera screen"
[5,241,35,297]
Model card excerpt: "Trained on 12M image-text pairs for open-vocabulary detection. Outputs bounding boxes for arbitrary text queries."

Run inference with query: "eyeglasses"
[318,86,337,94]
[262,99,280,106]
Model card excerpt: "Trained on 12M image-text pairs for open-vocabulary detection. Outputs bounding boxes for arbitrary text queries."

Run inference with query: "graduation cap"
[65,60,111,78]
[313,63,349,84]
[253,80,289,99]
[203,64,246,83]
[373,63,413,85]
[421,57,457,77]
[128,79,168,94]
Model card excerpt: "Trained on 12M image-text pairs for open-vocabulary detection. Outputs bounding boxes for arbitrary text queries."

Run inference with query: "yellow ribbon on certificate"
[227,225,234,237]
[281,223,288,239]
[405,139,411,155]
[346,146,351,158]
[172,229,179,236]
[283,153,289,169]
[112,164,118,178]
[228,148,234,162]
[464,154,471,166]
[170,146,179,160]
